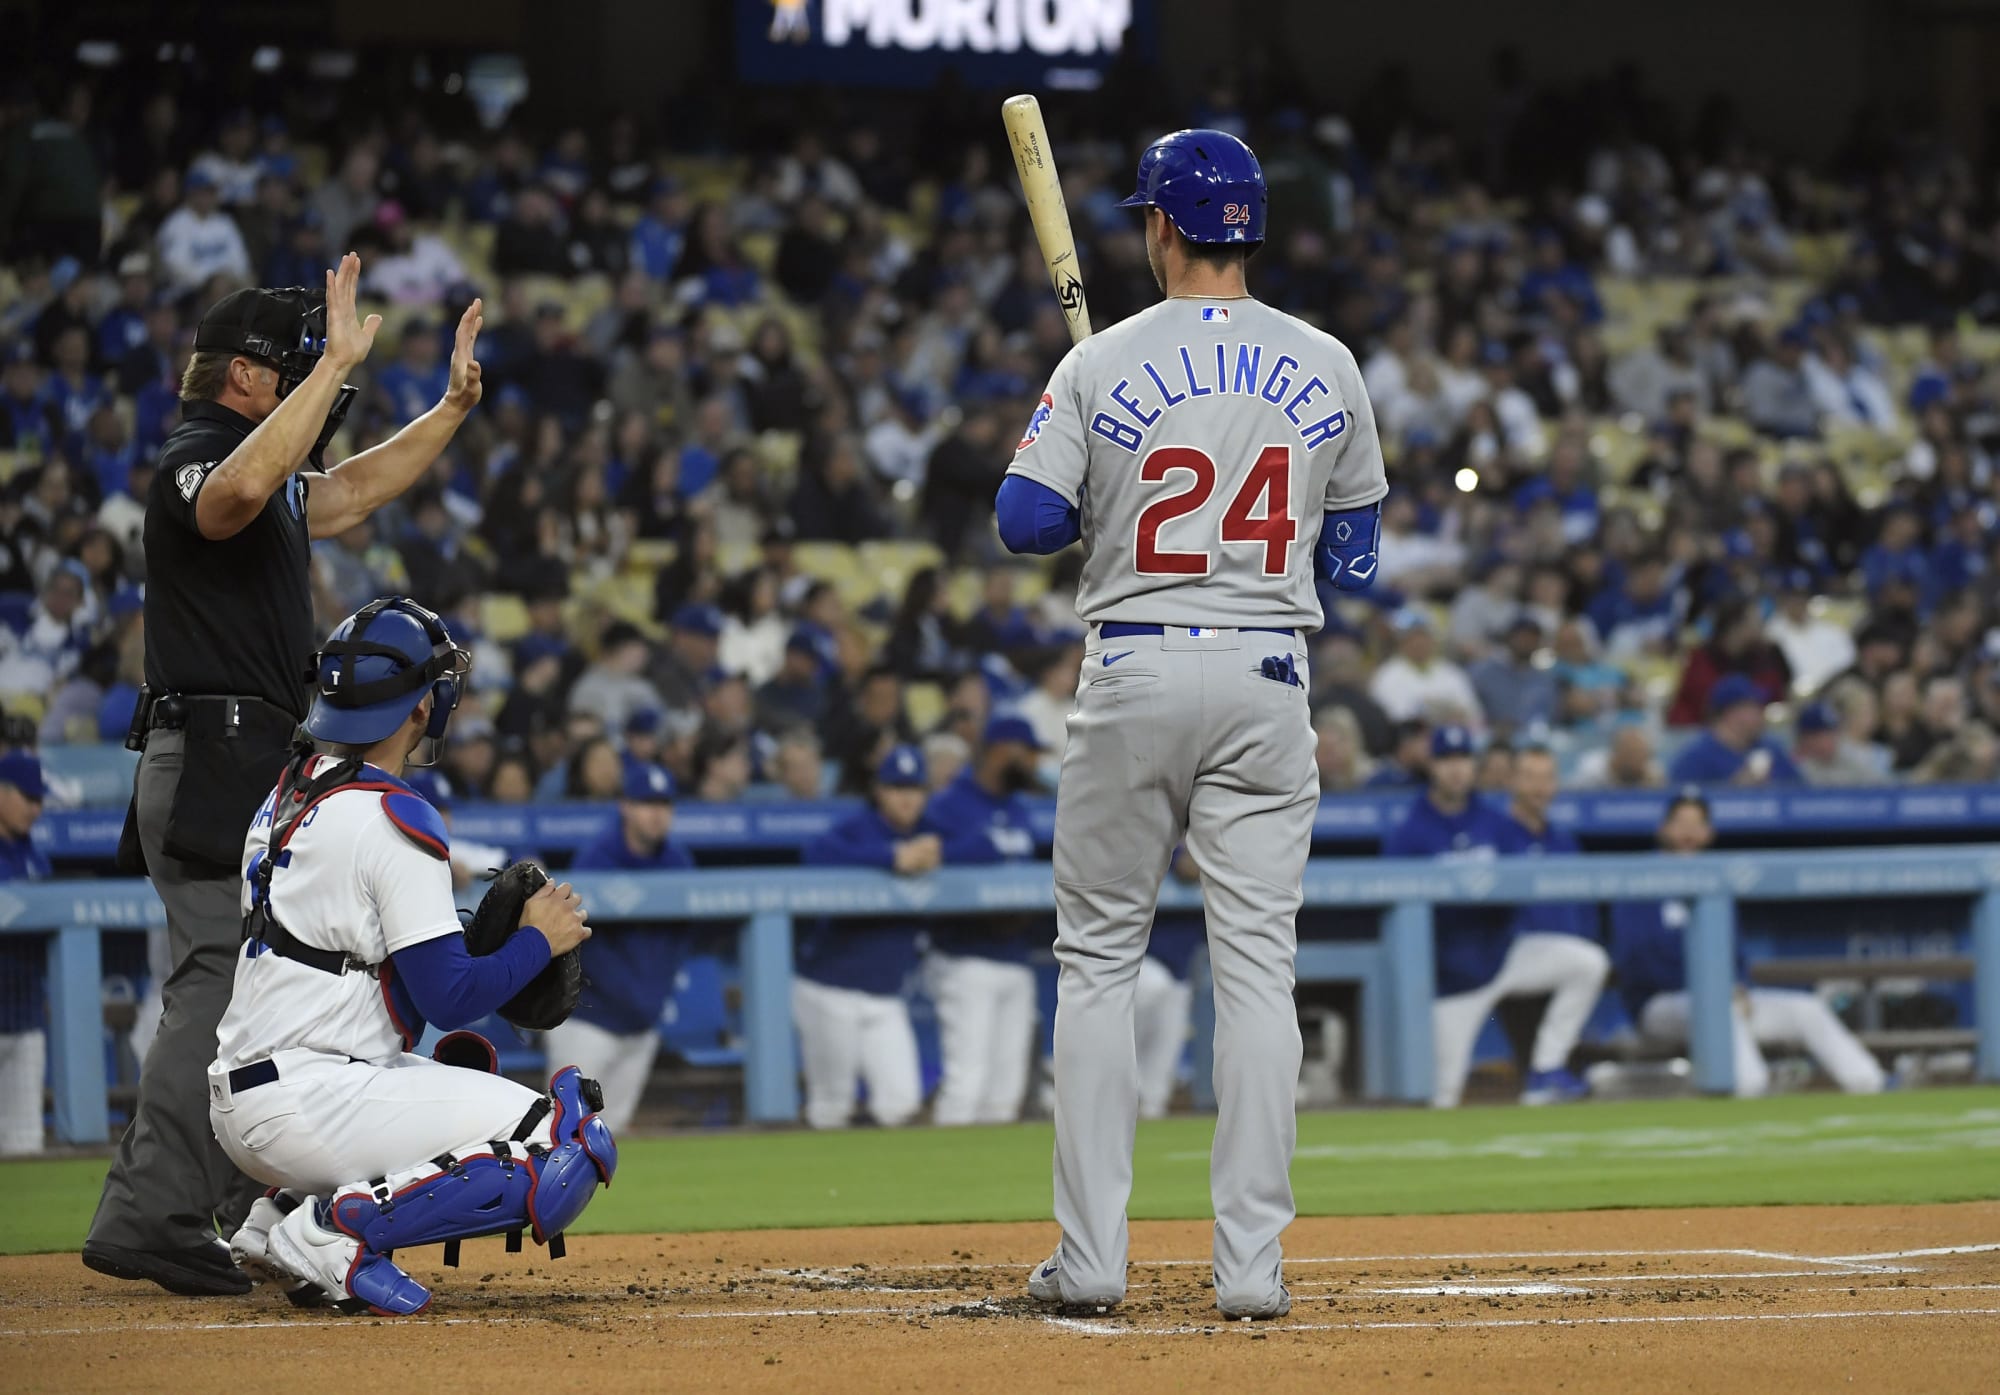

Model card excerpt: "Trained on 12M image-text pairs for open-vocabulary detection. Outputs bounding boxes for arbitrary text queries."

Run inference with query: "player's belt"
[1096,623,1296,639]
[227,1059,281,1094]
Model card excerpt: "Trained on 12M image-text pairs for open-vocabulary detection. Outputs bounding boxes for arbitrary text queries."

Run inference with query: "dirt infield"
[5,1203,1997,1394]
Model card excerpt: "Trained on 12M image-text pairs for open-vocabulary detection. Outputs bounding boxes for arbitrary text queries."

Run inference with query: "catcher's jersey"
[1005,295,1387,630]
[213,759,461,1070]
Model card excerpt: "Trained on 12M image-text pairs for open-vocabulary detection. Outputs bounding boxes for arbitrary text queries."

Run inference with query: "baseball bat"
[1001,94,1092,345]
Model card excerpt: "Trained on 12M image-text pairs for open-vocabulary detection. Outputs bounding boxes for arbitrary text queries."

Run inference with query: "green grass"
[5,1088,1997,1256]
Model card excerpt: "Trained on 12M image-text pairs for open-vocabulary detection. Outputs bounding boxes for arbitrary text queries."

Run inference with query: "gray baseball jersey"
[1005,296,1387,631]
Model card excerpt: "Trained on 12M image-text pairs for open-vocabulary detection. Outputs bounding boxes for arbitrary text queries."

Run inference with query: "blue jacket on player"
[567,823,697,1036]
[1381,793,1517,995]
[1607,896,1746,1020]
[797,805,940,996]
[1667,731,1803,785]
[1498,814,1598,941]
[925,768,1039,963]
[0,829,48,1034]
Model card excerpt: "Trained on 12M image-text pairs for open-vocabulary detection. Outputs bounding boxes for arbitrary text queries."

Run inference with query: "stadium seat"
[478,593,532,643]
[659,955,743,1069]
[905,681,946,733]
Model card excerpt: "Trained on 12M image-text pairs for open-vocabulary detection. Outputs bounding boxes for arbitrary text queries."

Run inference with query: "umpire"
[82,254,486,1295]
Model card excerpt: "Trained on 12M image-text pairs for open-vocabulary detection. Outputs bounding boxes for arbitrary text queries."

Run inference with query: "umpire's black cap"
[193,286,327,392]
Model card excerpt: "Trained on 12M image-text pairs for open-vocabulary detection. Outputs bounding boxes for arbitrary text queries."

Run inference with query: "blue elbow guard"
[1318,501,1382,591]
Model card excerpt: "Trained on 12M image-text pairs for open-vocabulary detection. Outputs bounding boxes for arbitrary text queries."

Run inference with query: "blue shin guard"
[326,1067,617,1302]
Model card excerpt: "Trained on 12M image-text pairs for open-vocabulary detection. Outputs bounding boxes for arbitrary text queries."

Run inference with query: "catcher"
[206,596,612,1315]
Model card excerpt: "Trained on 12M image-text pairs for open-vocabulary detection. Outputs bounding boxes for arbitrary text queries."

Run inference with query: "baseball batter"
[996,129,1387,1319]
[207,598,610,1314]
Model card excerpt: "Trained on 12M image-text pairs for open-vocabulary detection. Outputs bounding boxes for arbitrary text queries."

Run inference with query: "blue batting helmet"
[304,597,470,750]
[1117,129,1266,245]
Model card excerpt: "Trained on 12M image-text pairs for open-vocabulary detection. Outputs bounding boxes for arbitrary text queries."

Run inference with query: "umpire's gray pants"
[1049,626,1313,1312]
[86,730,260,1251]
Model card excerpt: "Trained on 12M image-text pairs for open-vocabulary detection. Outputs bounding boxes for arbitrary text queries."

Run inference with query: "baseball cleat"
[266,1200,432,1317]
[1026,1249,1121,1315]
[1520,1067,1590,1106]
[228,1191,300,1286]
[1218,1285,1291,1321]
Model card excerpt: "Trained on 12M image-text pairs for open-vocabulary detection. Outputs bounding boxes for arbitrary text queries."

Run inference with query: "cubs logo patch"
[1018,392,1054,451]
[175,462,217,502]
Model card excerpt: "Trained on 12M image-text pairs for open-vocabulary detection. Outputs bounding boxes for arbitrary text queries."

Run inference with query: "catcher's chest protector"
[244,749,451,980]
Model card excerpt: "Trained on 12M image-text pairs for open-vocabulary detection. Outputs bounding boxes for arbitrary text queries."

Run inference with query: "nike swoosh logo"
[1039,1263,1059,1279]
[1103,651,1135,666]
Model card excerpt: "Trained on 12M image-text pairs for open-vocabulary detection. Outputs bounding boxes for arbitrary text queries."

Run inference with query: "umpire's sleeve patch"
[382,792,451,861]
[175,461,218,502]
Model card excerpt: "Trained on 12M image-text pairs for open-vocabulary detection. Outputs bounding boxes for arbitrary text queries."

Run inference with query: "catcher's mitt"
[462,860,582,1030]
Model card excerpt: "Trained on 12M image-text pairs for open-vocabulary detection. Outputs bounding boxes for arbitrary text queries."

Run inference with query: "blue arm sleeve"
[390,929,553,1033]
[1314,500,1382,592]
[995,474,1081,555]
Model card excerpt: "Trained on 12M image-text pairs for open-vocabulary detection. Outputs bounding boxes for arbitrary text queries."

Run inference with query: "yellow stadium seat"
[793,542,861,585]
[739,231,778,273]
[0,691,46,724]
[905,681,946,733]
[479,593,531,643]
[859,540,946,601]
[713,539,761,579]
[626,539,678,574]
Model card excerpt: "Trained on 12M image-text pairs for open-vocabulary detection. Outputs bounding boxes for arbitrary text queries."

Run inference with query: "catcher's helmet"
[304,597,469,751]
[1117,128,1266,246]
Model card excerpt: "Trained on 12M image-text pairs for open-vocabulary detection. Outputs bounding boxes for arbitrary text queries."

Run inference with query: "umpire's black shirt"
[144,400,318,718]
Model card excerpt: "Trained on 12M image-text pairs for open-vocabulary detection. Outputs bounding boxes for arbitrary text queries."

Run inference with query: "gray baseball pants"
[1048,624,1314,1313]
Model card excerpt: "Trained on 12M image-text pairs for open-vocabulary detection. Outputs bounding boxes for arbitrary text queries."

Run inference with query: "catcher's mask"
[304,597,470,765]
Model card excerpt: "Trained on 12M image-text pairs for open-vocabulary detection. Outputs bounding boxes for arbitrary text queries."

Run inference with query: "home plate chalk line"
[9,1241,2000,1341]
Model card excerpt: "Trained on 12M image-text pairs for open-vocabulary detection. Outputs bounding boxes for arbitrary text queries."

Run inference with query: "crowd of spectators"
[3,60,2000,814]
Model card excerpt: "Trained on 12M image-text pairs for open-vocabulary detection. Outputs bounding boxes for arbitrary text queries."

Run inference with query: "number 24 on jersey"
[1134,445,1296,577]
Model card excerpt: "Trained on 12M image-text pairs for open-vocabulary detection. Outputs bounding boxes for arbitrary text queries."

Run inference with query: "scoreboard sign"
[739,0,1149,87]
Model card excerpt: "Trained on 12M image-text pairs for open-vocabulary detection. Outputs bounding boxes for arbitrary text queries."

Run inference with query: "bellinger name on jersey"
[1087,341,1349,455]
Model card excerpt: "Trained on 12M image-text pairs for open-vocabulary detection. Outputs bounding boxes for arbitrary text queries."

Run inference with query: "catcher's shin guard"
[319,1067,617,1311]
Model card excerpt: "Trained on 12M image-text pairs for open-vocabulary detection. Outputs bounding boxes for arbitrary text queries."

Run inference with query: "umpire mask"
[194,286,358,466]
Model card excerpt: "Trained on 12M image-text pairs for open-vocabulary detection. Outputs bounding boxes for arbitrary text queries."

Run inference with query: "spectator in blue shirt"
[1495,746,1611,1103]
[0,344,58,456]
[629,179,688,282]
[540,762,696,1134]
[923,714,1044,1125]
[793,745,937,1130]
[1518,229,1604,324]
[1609,790,1884,1096]
[43,324,112,442]
[0,751,50,1155]
[1469,614,1560,738]
[1667,674,1804,786]
[372,320,451,426]
[1859,506,1938,614]
[1588,553,1682,659]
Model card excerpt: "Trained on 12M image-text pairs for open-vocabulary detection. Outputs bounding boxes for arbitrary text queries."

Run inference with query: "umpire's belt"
[1096,623,1296,639]
[148,692,296,731]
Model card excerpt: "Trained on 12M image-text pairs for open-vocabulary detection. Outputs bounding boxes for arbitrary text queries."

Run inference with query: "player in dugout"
[1610,789,1886,1096]
[792,743,939,1130]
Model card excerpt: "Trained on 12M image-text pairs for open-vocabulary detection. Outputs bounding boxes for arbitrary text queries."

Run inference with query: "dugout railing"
[6,846,2000,1140]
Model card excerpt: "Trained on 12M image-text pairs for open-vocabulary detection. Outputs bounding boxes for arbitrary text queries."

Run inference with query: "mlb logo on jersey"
[1201,306,1230,322]
[1018,392,1054,450]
